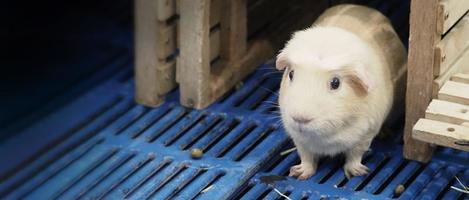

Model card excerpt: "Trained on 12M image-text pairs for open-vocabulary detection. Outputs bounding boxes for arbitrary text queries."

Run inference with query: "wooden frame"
[177,0,274,109]
[135,0,178,107]
[404,0,469,161]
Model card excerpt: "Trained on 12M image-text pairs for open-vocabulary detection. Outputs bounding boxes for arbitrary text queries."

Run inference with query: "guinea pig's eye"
[288,69,294,81]
[330,76,341,90]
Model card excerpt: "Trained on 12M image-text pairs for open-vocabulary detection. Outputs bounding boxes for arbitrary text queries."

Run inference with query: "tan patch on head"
[344,74,368,97]
[336,69,369,97]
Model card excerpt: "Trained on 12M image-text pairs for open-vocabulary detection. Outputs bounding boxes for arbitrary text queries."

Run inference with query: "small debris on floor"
[394,184,405,196]
[191,148,203,159]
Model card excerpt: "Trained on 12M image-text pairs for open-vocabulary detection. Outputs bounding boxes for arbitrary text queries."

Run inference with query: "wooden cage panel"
[436,0,469,35]
[135,0,179,107]
[405,0,469,162]
[434,14,469,76]
[177,0,274,109]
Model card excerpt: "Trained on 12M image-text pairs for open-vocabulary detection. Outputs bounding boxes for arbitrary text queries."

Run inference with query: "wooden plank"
[413,119,469,152]
[135,0,177,107]
[436,0,469,34]
[452,73,469,84]
[404,0,439,162]
[426,99,469,125]
[157,0,176,21]
[156,22,177,60]
[434,14,469,76]
[438,81,469,105]
[177,0,211,108]
[220,0,247,60]
[433,48,469,97]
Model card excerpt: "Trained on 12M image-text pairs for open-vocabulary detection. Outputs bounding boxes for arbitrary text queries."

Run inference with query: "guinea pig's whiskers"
[258,86,279,97]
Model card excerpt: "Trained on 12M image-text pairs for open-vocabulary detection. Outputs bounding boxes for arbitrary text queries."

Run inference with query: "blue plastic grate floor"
[0,61,468,200]
[1,0,469,199]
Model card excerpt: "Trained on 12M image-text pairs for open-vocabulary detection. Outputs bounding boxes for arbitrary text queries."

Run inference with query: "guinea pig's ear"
[343,66,374,97]
[275,51,288,70]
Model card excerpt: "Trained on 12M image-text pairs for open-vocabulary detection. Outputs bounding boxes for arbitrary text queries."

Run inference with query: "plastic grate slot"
[216,123,257,158]
[248,85,280,110]
[51,148,120,199]
[318,161,343,184]
[373,159,408,195]
[180,116,224,150]
[217,88,236,103]
[96,155,155,199]
[123,158,173,198]
[233,76,270,107]
[144,163,188,199]
[201,119,241,152]
[146,109,189,142]
[262,142,295,173]
[233,126,275,161]
[163,168,208,200]
[130,106,174,139]
[73,152,136,199]
[257,188,273,200]
[0,96,126,196]
[191,171,225,200]
[164,113,208,146]
[231,182,255,200]
[115,106,150,135]
[354,156,391,191]
[13,138,105,199]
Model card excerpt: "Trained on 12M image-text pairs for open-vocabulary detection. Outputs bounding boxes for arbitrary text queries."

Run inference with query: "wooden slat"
[156,22,177,60]
[452,73,469,84]
[437,0,469,34]
[413,119,469,152]
[438,81,469,105]
[426,99,469,125]
[220,0,247,60]
[135,0,177,107]
[404,0,439,162]
[157,0,176,21]
[433,47,469,96]
[434,14,469,76]
[177,0,211,108]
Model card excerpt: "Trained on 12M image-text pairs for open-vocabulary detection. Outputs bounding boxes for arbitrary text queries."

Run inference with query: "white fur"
[277,26,394,179]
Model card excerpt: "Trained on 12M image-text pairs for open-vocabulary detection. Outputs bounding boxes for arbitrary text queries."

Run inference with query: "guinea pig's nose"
[292,116,313,124]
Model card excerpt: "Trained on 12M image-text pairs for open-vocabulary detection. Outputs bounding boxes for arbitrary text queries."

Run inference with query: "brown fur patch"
[344,73,368,97]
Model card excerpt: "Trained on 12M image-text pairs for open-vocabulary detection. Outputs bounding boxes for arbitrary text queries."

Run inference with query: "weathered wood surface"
[434,14,469,76]
[438,81,469,105]
[436,0,469,34]
[135,0,177,107]
[413,119,469,152]
[426,99,469,125]
[404,0,439,162]
[177,0,211,108]
[452,73,469,84]
[433,48,469,97]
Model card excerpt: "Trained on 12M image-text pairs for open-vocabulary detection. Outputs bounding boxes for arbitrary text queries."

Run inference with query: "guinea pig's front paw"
[289,163,316,180]
[344,163,370,179]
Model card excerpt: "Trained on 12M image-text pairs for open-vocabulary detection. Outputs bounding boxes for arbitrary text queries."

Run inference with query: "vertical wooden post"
[135,0,177,107]
[403,0,439,162]
[177,0,211,108]
[220,0,247,61]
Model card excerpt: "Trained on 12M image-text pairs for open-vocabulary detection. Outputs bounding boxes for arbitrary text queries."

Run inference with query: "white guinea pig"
[276,4,406,179]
